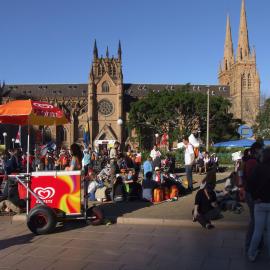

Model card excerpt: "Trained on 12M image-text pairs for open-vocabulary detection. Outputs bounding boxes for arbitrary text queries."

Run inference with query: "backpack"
[153,188,164,202]
[170,185,179,199]
[91,152,97,161]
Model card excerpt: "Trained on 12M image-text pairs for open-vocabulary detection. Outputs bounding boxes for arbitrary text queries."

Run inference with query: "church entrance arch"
[94,125,117,152]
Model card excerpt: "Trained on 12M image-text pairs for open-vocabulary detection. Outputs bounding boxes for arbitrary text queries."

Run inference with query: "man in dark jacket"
[248,147,270,261]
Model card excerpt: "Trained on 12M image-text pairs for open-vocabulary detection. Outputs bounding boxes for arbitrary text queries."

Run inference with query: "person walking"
[248,147,270,262]
[183,136,195,192]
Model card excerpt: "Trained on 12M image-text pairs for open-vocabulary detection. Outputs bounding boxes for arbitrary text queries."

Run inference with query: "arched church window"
[241,74,246,90]
[98,64,105,76]
[98,65,102,76]
[63,128,67,141]
[44,127,51,142]
[62,127,67,141]
[248,74,252,89]
[78,126,84,139]
[111,65,116,77]
[108,65,112,75]
[225,60,228,71]
[102,81,110,93]
[58,126,67,142]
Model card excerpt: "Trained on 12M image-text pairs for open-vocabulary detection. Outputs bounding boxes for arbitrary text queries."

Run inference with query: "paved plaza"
[0,220,270,270]
[0,171,269,269]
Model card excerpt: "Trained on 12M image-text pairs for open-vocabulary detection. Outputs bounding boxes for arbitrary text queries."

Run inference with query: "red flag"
[15,126,21,145]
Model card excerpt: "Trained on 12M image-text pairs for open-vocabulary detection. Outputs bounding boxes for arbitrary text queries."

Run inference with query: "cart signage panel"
[30,171,81,214]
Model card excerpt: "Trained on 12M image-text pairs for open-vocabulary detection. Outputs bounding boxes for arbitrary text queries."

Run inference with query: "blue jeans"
[248,203,270,257]
[185,165,193,189]
[245,192,255,252]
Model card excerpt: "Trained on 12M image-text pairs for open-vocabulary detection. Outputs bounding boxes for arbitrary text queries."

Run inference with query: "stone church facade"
[218,0,260,126]
[0,0,259,150]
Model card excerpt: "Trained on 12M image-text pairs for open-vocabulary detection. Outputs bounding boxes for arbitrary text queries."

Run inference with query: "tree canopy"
[128,85,240,147]
[254,98,270,139]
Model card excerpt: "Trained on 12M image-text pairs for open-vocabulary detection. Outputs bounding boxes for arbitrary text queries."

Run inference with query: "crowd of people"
[0,141,181,212]
[238,142,270,262]
[190,139,270,262]
[0,137,270,262]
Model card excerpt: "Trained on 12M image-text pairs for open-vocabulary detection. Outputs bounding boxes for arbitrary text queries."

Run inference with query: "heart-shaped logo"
[34,187,55,200]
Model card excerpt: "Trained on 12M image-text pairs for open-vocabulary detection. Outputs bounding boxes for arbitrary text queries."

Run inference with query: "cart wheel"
[86,206,103,226]
[27,205,57,235]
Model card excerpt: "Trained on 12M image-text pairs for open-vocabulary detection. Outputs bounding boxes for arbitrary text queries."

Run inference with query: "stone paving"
[93,172,249,227]
[0,220,269,270]
[0,171,261,269]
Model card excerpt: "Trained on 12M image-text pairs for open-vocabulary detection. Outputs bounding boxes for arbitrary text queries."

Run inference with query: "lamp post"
[155,133,159,145]
[117,118,123,147]
[12,138,15,148]
[2,132,7,149]
[197,128,201,140]
[206,88,210,152]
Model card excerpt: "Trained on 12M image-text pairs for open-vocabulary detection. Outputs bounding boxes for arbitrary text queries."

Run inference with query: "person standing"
[65,143,82,171]
[134,147,142,174]
[143,156,153,177]
[110,141,120,160]
[248,147,270,262]
[243,142,263,253]
[183,136,195,192]
[150,145,161,169]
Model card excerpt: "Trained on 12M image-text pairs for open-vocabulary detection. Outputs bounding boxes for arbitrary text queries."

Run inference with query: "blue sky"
[0,0,269,97]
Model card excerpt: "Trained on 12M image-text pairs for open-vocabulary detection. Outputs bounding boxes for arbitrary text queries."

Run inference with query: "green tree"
[254,98,270,139]
[128,85,239,147]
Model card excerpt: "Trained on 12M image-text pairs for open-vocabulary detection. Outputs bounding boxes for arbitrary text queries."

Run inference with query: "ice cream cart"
[10,170,103,235]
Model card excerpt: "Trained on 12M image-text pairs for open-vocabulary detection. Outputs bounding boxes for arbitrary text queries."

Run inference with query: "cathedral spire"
[106,46,109,58]
[237,0,250,61]
[93,39,98,59]
[118,40,122,60]
[223,14,234,70]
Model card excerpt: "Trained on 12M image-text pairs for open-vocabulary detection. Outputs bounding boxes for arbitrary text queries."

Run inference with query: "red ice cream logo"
[33,102,54,109]
[34,187,55,200]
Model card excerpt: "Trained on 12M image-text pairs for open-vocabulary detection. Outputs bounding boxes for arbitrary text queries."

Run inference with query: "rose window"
[98,99,114,116]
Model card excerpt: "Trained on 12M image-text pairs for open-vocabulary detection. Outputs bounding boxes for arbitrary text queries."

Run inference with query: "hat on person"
[155,166,160,171]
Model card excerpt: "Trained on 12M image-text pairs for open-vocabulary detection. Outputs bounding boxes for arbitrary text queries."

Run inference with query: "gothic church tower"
[219,0,260,125]
[88,40,124,147]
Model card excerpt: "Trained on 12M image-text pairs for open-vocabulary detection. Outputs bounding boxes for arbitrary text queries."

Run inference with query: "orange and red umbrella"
[0,99,70,175]
[0,100,69,126]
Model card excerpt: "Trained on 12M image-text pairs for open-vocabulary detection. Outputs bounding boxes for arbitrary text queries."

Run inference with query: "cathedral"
[0,0,260,150]
[218,0,260,126]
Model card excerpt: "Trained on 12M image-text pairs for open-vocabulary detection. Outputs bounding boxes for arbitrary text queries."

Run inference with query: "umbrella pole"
[26,125,30,214]
[27,126,30,174]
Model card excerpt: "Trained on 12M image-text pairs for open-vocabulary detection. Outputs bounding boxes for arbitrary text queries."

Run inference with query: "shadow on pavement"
[52,201,153,232]
[96,201,153,222]
[54,220,89,233]
[0,233,35,251]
